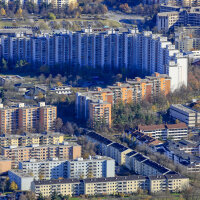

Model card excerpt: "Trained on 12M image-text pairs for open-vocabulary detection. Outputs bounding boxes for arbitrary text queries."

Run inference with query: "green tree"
[9,181,18,191]
[48,12,56,20]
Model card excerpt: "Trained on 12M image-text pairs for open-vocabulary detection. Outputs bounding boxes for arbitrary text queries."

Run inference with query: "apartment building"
[0,75,24,86]
[0,156,12,174]
[89,100,112,128]
[157,7,200,32]
[19,158,66,180]
[0,29,188,92]
[125,152,172,176]
[107,143,132,165]
[0,132,64,147]
[154,141,200,172]
[66,156,115,179]
[1,142,81,168]
[126,130,163,146]
[86,131,113,156]
[1,0,77,8]
[8,169,34,191]
[86,131,132,165]
[76,73,171,127]
[149,174,189,193]
[170,104,200,127]
[138,123,188,140]
[86,131,179,177]
[31,174,189,197]
[0,102,57,133]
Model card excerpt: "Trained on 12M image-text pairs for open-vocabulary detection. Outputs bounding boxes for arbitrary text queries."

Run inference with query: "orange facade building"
[0,102,57,133]
[76,73,171,128]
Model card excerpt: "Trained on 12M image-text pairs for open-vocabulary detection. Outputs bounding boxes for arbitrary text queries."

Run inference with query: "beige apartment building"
[0,156,12,174]
[0,102,57,133]
[1,143,81,168]
[0,132,64,147]
[32,174,189,197]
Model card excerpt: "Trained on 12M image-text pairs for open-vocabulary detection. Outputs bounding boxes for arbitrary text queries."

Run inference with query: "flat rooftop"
[171,104,198,114]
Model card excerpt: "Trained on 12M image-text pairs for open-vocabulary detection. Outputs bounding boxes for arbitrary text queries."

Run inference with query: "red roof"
[138,124,165,131]
[166,123,187,129]
[138,123,187,131]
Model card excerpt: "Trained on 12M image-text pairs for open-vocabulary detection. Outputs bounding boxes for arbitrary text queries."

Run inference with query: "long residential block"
[138,123,188,140]
[0,132,64,147]
[170,104,200,127]
[31,174,189,197]
[1,142,81,168]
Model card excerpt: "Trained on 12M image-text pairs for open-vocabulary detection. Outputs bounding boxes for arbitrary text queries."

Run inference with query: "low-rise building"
[125,152,171,176]
[0,75,24,86]
[8,169,34,191]
[126,130,163,146]
[31,174,189,197]
[50,86,72,95]
[138,123,188,140]
[154,140,200,172]
[107,143,132,165]
[170,104,200,127]
[86,131,132,165]
[66,156,115,179]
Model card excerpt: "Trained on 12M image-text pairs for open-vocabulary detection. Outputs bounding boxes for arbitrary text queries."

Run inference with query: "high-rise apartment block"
[0,132,64,148]
[0,29,188,91]
[1,142,81,168]
[76,73,171,127]
[0,102,57,133]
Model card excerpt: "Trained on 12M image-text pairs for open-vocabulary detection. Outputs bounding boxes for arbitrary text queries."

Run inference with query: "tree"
[54,118,63,132]
[9,181,18,191]
[16,8,23,17]
[38,173,44,180]
[56,81,63,86]
[1,8,6,16]
[48,12,56,20]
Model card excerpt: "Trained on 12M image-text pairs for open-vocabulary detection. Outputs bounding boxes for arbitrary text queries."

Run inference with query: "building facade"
[170,104,200,127]
[31,174,189,197]
[0,29,188,92]
[76,73,171,127]
[0,132,64,148]
[138,123,188,140]
[66,156,115,179]
[8,170,34,191]
[0,102,57,133]
[1,142,81,168]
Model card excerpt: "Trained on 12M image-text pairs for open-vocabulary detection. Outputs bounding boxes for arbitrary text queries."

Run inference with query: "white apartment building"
[66,156,115,179]
[0,29,188,91]
[138,123,188,141]
[157,8,200,32]
[18,158,67,180]
[8,170,34,191]
[170,104,200,127]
